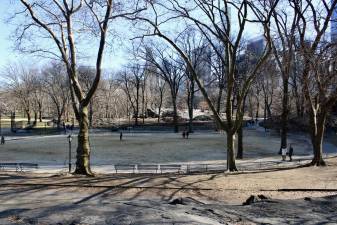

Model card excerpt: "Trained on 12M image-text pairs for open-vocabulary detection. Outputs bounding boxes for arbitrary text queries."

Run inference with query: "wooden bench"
[0,163,20,172]
[137,164,159,173]
[205,164,226,172]
[159,164,182,173]
[19,163,39,171]
[0,163,38,172]
[114,164,135,173]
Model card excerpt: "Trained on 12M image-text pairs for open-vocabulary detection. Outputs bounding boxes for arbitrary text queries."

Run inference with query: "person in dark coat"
[63,122,66,134]
[0,136,4,145]
[288,144,294,161]
[120,132,123,141]
[182,131,186,139]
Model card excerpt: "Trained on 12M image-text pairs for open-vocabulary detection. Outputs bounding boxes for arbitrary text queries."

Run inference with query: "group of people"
[63,122,74,134]
[182,130,190,139]
[247,119,258,127]
[280,144,294,161]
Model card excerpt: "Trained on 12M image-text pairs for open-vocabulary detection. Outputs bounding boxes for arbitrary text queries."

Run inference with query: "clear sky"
[0,1,128,71]
[0,1,22,69]
[0,1,266,72]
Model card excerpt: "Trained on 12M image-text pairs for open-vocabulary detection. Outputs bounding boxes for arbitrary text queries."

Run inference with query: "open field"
[0,131,325,163]
[0,128,336,170]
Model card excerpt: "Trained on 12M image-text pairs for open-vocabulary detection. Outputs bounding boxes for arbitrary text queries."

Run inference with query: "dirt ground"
[1,157,337,224]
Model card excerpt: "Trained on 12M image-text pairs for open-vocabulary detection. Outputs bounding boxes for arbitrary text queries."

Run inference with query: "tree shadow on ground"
[1,171,337,224]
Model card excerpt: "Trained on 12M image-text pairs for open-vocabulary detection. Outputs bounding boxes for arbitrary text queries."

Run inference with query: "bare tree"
[16,0,144,175]
[42,63,69,128]
[293,0,337,166]
[153,78,166,123]
[178,28,209,133]
[144,45,185,133]
[120,64,144,126]
[271,3,298,152]
[30,71,45,124]
[4,64,34,125]
[260,59,278,122]
[132,0,278,170]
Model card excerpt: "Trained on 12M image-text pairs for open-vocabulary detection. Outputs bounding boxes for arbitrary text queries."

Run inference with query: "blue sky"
[0,1,268,72]
[0,1,21,69]
[0,1,128,71]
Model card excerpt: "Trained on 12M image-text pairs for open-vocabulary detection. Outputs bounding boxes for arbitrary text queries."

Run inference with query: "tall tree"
[271,3,298,153]
[120,64,144,126]
[144,45,185,133]
[17,0,144,175]
[4,64,34,125]
[42,63,69,128]
[178,29,209,133]
[132,0,278,170]
[293,0,337,166]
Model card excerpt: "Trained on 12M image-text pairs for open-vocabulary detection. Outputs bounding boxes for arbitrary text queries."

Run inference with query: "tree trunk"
[142,85,145,124]
[74,105,93,176]
[134,82,140,126]
[34,111,38,124]
[236,124,243,159]
[26,110,31,125]
[188,103,193,133]
[227,133,237,171]
[39,109,42,122]
[280,79,289,150]
[89,102,93,128]
[255,100,259,120]
[216,86,223,114]
[236,94,246,159]
[310,112,326,166]
[267,103,272,119]
[57,114,62,129]
[172,96,179,133]
[158,89,163,123]
[188,81,194,133]
[38,101,43,122]
[264,98,267,123]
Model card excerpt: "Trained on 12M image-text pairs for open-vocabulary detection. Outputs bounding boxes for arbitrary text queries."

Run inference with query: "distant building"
[247,36,265,57]
[331,0,337,42]
[192,45,212,82]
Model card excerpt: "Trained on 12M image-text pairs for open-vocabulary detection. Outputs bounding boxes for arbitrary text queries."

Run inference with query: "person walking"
[63,122,67,134]
[120,132,123,141]
[288,144,294,162]
[0,136,4,145]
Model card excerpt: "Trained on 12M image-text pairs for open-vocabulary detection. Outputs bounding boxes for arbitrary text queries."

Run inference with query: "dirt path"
[1,158,337,224]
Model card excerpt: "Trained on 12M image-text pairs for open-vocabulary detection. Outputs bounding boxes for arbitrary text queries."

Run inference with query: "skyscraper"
[331,0,337,42]
[247,36,265,57]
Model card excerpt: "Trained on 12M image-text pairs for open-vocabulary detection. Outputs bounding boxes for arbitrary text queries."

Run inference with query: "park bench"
[18,163,39,172]
[137,164,159,173]
[186,164,208,173]
[114,164,135,173]
[159,164,182,173]
[0,163,38,172]
[0,163,20,172]
[206,164,226,172]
